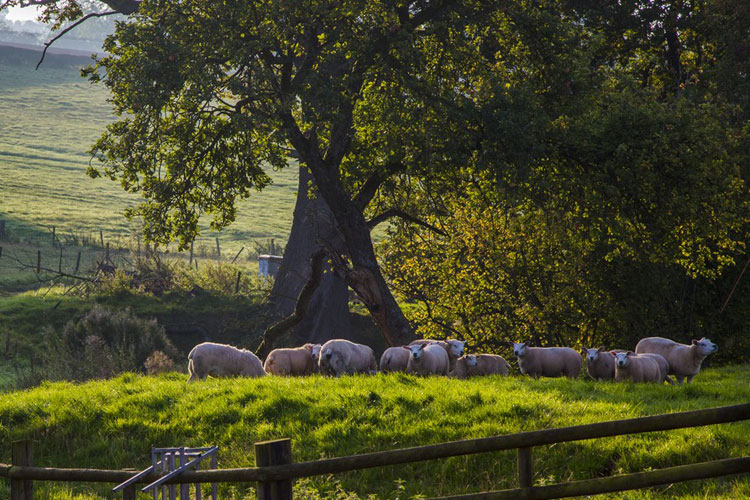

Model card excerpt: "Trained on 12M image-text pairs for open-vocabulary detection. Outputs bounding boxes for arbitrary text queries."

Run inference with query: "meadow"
[0,367,749,500]
[0,45,298,290]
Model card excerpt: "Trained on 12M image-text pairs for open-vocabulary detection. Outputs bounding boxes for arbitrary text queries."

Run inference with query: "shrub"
[144,350,175,375]
[42,305,178,382]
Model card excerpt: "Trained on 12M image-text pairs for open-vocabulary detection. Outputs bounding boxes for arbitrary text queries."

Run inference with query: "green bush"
[41,305,178,382]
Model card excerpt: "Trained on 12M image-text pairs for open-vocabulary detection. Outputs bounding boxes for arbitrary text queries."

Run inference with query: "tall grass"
[1,366,749,499]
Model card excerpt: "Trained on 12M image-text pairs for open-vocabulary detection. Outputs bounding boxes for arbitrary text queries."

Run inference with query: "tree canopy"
[379,0,749,354]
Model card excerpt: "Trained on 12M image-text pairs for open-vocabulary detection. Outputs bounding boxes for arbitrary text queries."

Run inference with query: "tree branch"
[367,208,447,236]
[351,162,406,210]
[255,248,327,356]
[36,10,118,69]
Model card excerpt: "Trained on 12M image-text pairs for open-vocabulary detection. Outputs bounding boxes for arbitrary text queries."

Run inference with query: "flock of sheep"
[186,336,718,385]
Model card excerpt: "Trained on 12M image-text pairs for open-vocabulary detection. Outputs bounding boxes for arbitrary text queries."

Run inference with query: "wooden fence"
[1,403,749,500]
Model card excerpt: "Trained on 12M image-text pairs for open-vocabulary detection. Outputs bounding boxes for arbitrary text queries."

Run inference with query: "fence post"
[75,251,81,273]
[517,446,533,488]
[122,485,136,500]
[36,250,41,275]
[11,440,33,500]
[235,271,242,294]
[215,238,221,258]
[0,219,5,239]
[255,438,293,500]
[189,241,194,265]
[51,226,56,246]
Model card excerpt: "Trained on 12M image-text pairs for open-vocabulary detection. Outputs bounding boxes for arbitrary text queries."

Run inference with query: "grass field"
[0,367,749,500]
[0,44,298,288]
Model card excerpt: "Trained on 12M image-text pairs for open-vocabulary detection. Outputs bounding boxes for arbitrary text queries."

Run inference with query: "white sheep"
[470,353,511,376]
[581,347,616,381]
[409,338,465,370]
[187,342,266,381]
[512,342,582,379]
[264,343,321,376]
[634,336,718,384]
[449,354,510,378]
[379,346,411,372]
[611,351,671,384]
[447,354,479,379]
[318,339,377,376]
[404,343,450,376]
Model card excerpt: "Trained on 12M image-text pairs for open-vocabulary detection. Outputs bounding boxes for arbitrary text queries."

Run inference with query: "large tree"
[2,0,487,346]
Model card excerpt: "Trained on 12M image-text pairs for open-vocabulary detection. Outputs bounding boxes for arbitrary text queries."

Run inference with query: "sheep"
[448,354,478,379]
[187,342,266,381]
[404,343,450,376]
[449,354,511,378]
[264,343,322,376]
[611,351,672,384]
[634,336,718,384]
[469,354,512,376]
[318,339,377,376]
[379,346,411,372]
[512,342,582,379]
[409,338,465,370]
[581,347,616,381]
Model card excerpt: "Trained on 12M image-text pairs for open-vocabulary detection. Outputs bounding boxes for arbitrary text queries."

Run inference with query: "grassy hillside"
[1,367,749,500]
[0,44,298,272]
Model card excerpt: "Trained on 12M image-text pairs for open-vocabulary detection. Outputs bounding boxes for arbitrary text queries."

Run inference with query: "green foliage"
[382,171,749,359]
[378,0,749,355]
[41,305,178,382]
[0,368,749,499]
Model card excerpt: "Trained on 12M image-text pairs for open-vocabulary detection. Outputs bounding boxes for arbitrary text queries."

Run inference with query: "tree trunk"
[268,165,352,345]
[304,160,417,347]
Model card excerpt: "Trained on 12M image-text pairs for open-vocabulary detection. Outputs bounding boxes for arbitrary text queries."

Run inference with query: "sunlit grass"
[0,367,748,499]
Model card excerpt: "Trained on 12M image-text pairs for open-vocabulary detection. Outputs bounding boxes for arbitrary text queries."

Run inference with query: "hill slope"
[1,367,749,499]
[0,44,298,254]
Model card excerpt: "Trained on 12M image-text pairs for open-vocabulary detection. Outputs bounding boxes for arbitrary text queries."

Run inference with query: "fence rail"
[1,403,749,499]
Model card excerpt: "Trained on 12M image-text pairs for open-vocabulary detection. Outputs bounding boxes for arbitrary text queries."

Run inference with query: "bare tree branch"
[351,162,406,210]
[367,208,447,236]
[36,10,118,69]
[255,248,327,356]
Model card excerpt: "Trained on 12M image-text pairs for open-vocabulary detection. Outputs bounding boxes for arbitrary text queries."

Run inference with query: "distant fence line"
[0,219,284,280]
[1,403,749,500]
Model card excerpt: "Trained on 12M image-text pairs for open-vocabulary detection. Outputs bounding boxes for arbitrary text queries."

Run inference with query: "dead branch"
[2,249,96,283]
[255,248,326,356]
[367,208,447,236]
[36,11,118,69]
